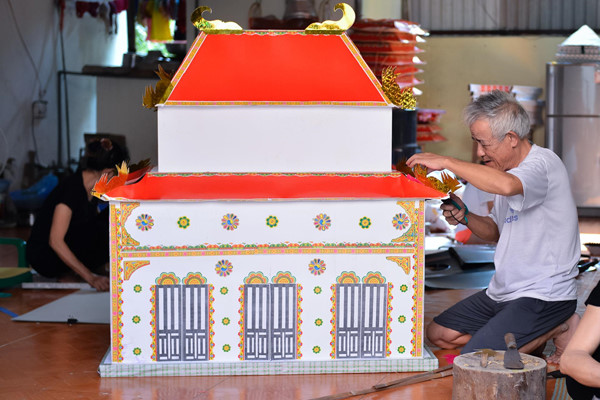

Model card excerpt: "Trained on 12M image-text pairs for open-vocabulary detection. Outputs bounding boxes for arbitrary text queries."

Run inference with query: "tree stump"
[453,351,547,400]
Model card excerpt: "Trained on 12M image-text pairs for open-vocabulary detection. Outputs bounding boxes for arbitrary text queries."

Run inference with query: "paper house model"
[98,8,444,377]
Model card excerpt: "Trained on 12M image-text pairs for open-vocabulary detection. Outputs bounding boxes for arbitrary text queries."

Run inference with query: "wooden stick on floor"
[311,364,454,400]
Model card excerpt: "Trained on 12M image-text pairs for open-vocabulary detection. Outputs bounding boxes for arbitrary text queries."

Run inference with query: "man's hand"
[407,152,449,171]
[441,192,468,226]
[88,274,110,291]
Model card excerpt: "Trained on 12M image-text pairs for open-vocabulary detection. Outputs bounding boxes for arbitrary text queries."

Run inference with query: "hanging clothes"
[74,1,129,34]
[138,0,173,42]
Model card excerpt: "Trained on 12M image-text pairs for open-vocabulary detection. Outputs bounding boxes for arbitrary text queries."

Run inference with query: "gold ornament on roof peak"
[191,6,243,34]
[382,66,417,110]
[305,3,355,34]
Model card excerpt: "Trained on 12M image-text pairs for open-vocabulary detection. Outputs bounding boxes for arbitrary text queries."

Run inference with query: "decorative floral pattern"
[273,271,295,284]
[215,260,233,277]
[220,287,229,295]
[398,315,407,323]
[312,346,321,354]
[132,315,141,324]
[123,260,150,281]
[397,346,406,354]
[222,317,230,326]
[392,213,410,230]
[133,284,142,293]
[133,347,142,356]
[266,215,279,228]
[222,344,231,352]
[313,286,322,294]
[359,216,371,229]
[156,272,180,285]
[183,273,207,285]
[315,318,323,326]
[363,272,386,284]
[336,271,359,284]
[221,213,239,230]
[244,272,268,284]
[135,214,154,231]
[308,258,326,276]
[400,284,408,293]
[313,213,331,231]
[177,216,190,229]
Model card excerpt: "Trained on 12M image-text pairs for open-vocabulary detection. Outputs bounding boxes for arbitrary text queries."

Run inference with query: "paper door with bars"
[155,284,210,362]
[243,283,298,361]
[336,283,388,359]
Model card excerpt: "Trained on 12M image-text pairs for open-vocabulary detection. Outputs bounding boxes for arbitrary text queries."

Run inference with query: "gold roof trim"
[305,3,355,34]
[381,66,417,110]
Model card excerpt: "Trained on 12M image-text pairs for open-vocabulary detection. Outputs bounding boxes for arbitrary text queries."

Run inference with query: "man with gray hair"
[408,90,580,362]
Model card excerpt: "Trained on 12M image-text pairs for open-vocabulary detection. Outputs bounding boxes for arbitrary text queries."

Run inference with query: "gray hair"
[463,90,530,140]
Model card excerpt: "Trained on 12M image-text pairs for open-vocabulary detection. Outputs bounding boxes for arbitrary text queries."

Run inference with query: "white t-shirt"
[486,144,580,302]
[455,183,495,234]
[463,183,495,216]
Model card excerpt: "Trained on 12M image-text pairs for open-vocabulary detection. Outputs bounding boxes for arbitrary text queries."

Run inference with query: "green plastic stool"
[0,237,33,289]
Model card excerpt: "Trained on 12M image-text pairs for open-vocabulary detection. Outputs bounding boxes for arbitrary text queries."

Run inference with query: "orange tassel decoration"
[92,162,129,199]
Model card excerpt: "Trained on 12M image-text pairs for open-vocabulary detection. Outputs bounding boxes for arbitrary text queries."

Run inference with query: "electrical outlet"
[33,100,47,119]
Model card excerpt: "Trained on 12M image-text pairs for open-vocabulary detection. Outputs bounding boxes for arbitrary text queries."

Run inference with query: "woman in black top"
[561,280,600,399]
[26,139,128,291]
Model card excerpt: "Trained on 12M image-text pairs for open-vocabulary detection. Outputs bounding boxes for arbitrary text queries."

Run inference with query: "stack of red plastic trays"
[349,19,428,96]
[468,84,512,101]
[416,109,447,144]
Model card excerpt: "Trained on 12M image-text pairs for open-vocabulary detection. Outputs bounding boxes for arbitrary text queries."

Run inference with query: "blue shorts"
[433,289,576,354]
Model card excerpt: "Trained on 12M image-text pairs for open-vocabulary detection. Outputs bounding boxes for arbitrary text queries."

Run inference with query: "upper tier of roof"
[163,31,391,106]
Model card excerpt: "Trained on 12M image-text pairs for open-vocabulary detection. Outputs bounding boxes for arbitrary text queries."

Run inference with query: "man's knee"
[427,321,469,349]
[426,321,444,343]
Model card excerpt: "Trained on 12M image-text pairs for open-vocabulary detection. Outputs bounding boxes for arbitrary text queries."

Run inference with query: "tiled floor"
[0,218,598,399]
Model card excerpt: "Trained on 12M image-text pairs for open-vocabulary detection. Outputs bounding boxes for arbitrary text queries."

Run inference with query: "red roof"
[104,173,445,201]
[164,32,390,106]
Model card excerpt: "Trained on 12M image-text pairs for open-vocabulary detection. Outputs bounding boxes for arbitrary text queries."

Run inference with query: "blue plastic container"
[10,174,59,211]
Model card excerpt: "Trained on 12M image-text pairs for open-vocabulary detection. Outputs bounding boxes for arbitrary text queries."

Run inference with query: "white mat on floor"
[22,282,92,289]
[12,289,109,324]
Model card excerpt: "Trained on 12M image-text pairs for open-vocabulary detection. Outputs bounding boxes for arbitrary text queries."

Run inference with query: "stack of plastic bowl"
[555,25,600,63]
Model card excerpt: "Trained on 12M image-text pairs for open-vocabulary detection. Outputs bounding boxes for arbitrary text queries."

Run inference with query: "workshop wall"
[0,0,126,190]
[418,35,566,161]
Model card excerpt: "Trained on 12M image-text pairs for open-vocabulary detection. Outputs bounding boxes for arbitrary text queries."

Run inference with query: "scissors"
[441,196,469,225]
